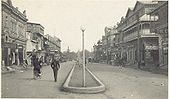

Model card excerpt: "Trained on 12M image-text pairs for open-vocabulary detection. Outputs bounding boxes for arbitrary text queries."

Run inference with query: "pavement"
[2,64,32,74]
[2,62,168,99]
[125,64,168,76]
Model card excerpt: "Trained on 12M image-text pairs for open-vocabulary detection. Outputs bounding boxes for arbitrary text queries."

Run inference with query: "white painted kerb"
[62,65,106,94]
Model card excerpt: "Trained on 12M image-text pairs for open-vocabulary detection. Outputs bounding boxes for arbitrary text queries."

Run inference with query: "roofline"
[2,1,28,21]
[149,1,168,15]
[27,22,45,29]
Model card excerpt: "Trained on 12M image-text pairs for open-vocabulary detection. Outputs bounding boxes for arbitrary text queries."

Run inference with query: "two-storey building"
[117,1,159,67]
[149,1,168,67]
[2,0,28,66]
[104,26,119,65]
[26,22,45,62]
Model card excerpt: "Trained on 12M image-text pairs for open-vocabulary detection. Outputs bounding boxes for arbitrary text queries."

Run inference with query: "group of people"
[31,51,60,82]
[31,53,43,79]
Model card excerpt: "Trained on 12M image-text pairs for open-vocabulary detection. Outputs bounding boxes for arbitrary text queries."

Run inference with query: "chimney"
[23,10,26,16]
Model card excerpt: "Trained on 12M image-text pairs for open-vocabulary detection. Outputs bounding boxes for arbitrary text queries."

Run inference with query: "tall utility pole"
[81,26,86,87]
[137,14,141,69]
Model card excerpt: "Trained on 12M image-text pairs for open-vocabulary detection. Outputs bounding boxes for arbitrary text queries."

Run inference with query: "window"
[143,24,150,29]
[18,25,24,38]
[6,36,8,42]
[5,16,8,27]
[11,21,16,33]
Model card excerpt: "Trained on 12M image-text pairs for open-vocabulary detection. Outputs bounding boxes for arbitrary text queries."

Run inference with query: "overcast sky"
[12,0,139,52]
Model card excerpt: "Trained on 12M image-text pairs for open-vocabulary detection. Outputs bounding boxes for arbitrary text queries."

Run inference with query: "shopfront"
[143,37,159,67]
[2,42,16,66]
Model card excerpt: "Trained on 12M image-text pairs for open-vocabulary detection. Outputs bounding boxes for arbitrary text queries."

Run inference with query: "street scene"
[1,0,168,99]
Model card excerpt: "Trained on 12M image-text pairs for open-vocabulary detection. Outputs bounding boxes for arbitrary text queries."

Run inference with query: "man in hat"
[51,54,60,82]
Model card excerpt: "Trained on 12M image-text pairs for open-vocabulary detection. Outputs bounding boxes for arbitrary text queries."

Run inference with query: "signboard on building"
[145,46,158,50]
[2,42,16,49]
[17,45,23,49]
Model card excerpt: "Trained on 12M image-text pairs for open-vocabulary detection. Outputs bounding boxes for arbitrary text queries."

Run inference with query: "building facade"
[44,34,61,63]
[149,1,168,67]
[26,22,45,62]
[104,26,119,65]
[117,1,160,67]
[2,0,28,66]
[93,40,103,63]
[101,36,107,63]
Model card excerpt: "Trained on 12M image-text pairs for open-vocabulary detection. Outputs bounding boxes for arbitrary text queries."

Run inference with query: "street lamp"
[80,26,86,87]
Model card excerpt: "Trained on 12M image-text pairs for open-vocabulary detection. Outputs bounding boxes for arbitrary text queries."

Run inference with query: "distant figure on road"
[51,55,60,82]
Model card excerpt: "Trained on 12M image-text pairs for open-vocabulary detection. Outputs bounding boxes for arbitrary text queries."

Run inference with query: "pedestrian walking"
[51,55,60,82]
[38,57,43,77]
[33,57,42,79]
[33,57,38,79]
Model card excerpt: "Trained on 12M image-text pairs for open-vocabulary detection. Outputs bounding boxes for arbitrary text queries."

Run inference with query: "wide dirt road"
[2,62,168,99]
[88,63,168,99]
[2,61,74,98]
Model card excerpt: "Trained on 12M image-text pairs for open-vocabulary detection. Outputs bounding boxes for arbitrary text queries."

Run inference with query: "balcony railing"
[124,31,138,42]
[124,29,158,42]
[140,14,158,21]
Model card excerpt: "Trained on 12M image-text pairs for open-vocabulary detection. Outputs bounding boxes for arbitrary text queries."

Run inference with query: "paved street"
[2,62,168,99]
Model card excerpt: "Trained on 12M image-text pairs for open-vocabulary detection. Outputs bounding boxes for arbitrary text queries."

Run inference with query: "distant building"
[93,40,103,63]
[44,34,61,62]
[104,26,119,65]
[26,22,45,62]
[2,0,28,66]
[27,22,45,50]
[101,35,107,63]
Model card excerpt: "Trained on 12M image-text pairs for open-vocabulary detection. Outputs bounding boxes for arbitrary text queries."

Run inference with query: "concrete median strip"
[62,65,106,94]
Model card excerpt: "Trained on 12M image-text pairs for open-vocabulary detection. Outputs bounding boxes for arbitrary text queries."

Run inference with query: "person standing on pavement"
[38,56,43,77]
[51,55,60,82]
[34,57,42,79]
[33,57,38,79]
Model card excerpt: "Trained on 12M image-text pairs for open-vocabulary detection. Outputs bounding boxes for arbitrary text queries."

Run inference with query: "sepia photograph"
[1,0,168,98]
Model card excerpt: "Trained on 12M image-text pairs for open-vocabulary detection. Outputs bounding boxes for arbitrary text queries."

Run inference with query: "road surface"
[2,62,168,99]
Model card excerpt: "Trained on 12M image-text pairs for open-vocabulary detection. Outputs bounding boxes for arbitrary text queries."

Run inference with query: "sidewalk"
[2,64,32,74]
[2,66,16,74]
[125,64,168,76]
[1,63,51,74]
[96,62,168,76]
